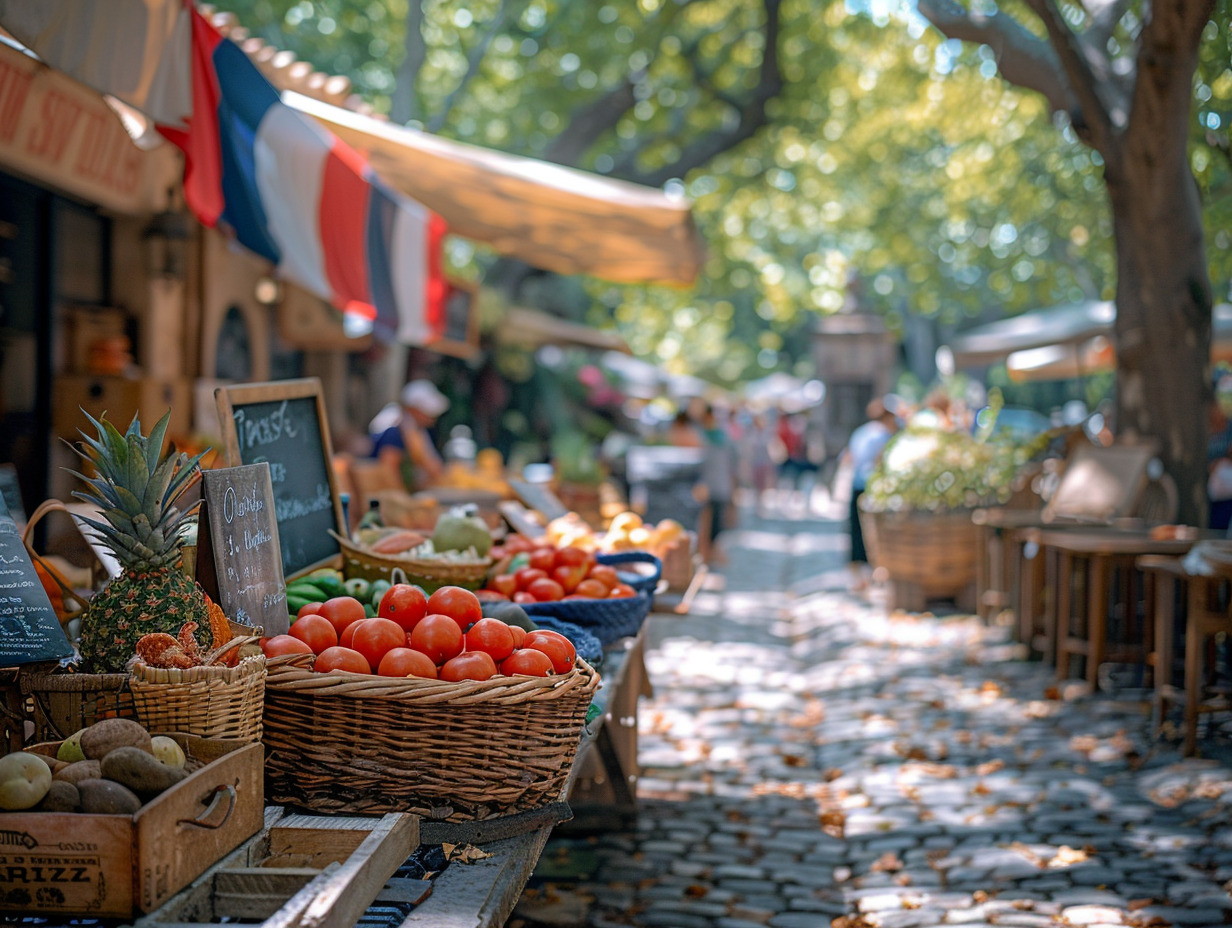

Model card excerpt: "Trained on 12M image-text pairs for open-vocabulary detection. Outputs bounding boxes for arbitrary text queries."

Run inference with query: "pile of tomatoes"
[259,584,577,682]
[482,545,638,603]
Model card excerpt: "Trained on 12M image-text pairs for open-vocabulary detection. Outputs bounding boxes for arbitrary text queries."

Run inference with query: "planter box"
[858,507,980,610]
[0,736,264,917]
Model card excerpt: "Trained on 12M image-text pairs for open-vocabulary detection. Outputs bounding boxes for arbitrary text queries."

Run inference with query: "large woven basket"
[261,658,600,821]
[598,551,662,596]
[332,531,490,592]
[129,652,267,743]
[858,506,980,599]
[19,670,137,743]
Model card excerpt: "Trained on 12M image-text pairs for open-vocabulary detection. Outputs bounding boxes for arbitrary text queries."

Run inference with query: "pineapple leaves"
[145,411,171,473]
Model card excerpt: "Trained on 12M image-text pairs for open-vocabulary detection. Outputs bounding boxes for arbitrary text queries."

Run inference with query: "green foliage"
[862,420,1053,513]
[214,0,1229,385]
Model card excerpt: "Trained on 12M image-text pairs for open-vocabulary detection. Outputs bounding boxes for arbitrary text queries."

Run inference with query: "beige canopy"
[288,93,706,288]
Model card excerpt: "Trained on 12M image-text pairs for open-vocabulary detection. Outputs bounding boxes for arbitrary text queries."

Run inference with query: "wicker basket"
[129,652,267,743]
[332,531,490,592]
[858,506,980,600]
[598,551,662,596]
[19,670,137,743]
[261,658,600,821]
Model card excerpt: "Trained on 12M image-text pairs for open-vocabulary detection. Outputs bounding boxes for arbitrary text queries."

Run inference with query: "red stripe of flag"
[425,213,450,335]
[158,9,225,225]
[319,138,373,311]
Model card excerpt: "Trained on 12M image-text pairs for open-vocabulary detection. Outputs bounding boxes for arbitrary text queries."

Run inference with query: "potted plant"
[858,402,1053,609]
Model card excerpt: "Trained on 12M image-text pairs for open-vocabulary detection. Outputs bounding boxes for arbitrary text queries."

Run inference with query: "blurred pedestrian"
[369,379,450,491]
[667,408,704,448]
[739,411,776,516]
[699,404,738,564]
[842,397,898,590]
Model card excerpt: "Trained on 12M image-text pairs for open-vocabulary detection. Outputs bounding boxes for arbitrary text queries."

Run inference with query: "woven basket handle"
[179,784,236,830]
[597,551,662,589]
[21,499,91,615]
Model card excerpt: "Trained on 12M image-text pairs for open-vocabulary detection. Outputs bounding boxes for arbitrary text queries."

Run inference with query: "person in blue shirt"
[843,397,898,590]
[369,380,450,492]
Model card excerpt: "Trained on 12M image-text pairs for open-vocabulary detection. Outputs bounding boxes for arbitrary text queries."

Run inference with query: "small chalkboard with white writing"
[0,465,26,532]
[215,378,345,580]
[0,495,73,665]
[198,463,288,635]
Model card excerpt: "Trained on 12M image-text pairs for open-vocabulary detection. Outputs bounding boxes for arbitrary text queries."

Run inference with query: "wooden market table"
[1032,526,1203,687]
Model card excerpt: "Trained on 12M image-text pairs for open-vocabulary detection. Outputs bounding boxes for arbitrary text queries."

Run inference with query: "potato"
[39,780,80,813]
[100,746,186,798]
[80,718,152,760]
[77,778,142,815]
[53,759,102,785]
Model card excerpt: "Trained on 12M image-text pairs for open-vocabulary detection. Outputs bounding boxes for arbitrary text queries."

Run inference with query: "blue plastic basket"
[598,551,662,597]
[525,615,604,667]
[521,590,652,645]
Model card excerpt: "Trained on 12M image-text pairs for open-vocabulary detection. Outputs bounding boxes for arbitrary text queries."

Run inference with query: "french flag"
[157,7,447,343]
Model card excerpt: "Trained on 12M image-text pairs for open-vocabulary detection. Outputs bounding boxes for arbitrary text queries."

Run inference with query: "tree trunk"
[1107,135,1212,525]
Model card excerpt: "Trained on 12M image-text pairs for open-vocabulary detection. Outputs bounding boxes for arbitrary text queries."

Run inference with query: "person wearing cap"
[370,380,450,491]
[842,397,898,591]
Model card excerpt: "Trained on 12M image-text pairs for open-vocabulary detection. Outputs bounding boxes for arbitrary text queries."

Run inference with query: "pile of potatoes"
[0,719,190,815]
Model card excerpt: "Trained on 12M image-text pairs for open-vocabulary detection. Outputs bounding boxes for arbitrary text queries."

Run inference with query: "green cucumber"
[286,581,330,602]
[286,594,315,615]
[363,602,377,618]
[312,575,348,599]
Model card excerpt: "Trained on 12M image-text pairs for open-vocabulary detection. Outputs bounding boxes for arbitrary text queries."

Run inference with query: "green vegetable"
[310,574,347,599]
[431,506,492,557]
[369,579,392,608]
[482,601,536,630]
[285,581,330,602]
[344,577,372,601]
[364,602,377,618]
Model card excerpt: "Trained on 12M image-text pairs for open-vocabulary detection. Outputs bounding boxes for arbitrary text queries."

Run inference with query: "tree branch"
[616,0,784,187]
[915,0,1076,116]
[543,78,640,164]
[427,0,517,133]
[1022,0,1119,150]
[391,0,427,124]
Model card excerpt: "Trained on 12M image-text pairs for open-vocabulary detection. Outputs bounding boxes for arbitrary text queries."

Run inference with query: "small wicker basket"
[521,591,653,645]
[129,651,266,743]
[332,531,490,592]
[261,657,599,821]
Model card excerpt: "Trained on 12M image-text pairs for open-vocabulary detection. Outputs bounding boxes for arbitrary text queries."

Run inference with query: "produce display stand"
[561,627,652,832]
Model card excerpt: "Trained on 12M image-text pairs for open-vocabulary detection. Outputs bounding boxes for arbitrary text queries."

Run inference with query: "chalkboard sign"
[509,479,570,522]
[215,379,346,579]
[197,463,288,635]
[0,495,73,666]
[0,465,26,531]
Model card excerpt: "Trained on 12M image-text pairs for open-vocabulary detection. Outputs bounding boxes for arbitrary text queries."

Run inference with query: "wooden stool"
[1182,570,1232,755]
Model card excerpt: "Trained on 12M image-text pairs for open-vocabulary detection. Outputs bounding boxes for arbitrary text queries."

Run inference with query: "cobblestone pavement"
[509,508,1232,928]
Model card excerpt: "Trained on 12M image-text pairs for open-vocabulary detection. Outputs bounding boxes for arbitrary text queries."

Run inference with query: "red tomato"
[440,651,498,682]
[525,629,577,664]
[523,634,574,673]
[377,647,438,678]
[465,618,516,662]
[317,596,367,638]
[378,583,429,632]
[341,618,368,649]
[315,646,371,674]
[426,586,483,632]
[587,565,620,590]
[476,589,510,602]
[574,578,609,599]
[554,546,590,570]
[500,648,554,677]
[409,614,465,664]
[528,547,557,572]
[527,578,565,602]
[512,591,538,605]
[261,634,312,658]
[513,567,548,590]
[552,565,584,594]
[489,573,518,597]
[487,545,506,561]
[288,614,338,655]
[609,583,638,599]
[296,601,324,619]
[351,617,408,671]
[509,625,527,648]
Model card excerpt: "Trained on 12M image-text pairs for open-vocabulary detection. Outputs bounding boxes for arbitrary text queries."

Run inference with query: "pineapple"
[68,410,210,674]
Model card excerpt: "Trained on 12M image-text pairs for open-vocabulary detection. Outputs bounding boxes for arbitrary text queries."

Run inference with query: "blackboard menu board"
[0,495,73,665]
[198,463,288,636]
[0,464,26,531]
[215,379,345,579]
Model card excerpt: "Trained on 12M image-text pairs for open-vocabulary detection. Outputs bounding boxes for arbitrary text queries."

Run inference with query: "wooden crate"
[0,736,264,917]
[135,809,418,927]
